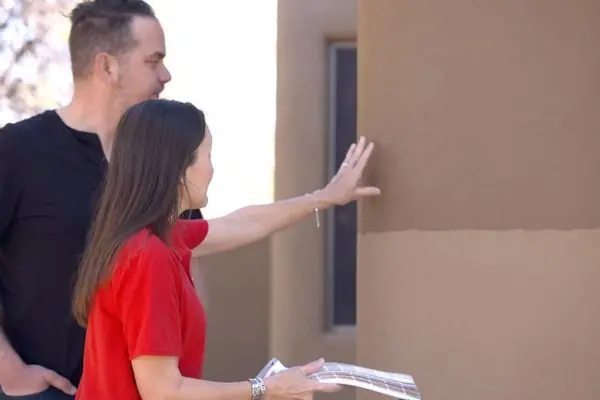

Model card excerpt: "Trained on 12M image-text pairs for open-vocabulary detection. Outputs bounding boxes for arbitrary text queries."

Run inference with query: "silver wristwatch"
[249,377,266,400]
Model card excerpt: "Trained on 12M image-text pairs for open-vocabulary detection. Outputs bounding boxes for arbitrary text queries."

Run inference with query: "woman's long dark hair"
[73,99,206,327]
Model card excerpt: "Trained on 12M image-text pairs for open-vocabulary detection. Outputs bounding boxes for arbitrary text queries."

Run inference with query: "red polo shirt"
[76,219,209,399]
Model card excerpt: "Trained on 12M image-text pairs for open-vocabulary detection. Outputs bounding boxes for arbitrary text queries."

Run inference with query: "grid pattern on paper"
[308,362,421,400]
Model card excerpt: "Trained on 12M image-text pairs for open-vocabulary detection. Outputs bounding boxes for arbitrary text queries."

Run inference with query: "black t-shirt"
[0,111,203,386]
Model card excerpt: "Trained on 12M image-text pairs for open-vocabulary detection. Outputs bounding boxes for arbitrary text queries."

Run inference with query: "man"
[0,0,176,397]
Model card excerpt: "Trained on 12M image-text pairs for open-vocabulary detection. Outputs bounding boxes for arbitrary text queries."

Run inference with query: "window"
[327,41,357,327]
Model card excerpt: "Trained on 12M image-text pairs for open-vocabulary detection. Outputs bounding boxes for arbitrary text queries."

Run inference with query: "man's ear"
[92,52,119,84]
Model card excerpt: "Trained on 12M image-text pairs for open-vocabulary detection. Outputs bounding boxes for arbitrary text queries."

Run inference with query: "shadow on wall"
[197,238,271,380]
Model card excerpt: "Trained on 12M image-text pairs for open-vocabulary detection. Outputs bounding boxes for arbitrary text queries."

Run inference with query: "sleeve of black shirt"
[179,209,203,220]
[0,127,23,245]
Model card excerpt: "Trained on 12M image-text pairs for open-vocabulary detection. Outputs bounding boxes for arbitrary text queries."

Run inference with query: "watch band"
[249,377,266,400]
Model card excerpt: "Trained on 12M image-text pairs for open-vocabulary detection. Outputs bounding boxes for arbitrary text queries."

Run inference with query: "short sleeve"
[0,127,23,245]
[174,219,209,250]
[179,209,203,220]
[112,238,183,360]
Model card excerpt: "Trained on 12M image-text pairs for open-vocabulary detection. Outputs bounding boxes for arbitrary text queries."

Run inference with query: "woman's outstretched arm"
[193,137,380,257]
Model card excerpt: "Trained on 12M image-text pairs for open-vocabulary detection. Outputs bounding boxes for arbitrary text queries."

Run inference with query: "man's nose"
[160,65,172,84]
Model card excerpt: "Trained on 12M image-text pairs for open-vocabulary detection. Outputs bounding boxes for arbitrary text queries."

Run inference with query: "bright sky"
[147,0,278,218]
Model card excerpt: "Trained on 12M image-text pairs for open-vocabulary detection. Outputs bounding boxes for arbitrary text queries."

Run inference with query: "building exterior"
[200,1,600,400]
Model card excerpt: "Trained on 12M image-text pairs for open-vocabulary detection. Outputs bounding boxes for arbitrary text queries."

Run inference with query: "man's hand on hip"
[1,364,76,396]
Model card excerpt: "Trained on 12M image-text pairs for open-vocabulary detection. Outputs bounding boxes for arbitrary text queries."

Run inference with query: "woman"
[72,99,380,400]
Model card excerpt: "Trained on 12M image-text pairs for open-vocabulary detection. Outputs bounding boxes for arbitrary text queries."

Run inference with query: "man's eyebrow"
[148,51,165,60]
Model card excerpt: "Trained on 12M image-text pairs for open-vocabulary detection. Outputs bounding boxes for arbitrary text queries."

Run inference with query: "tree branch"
[0,0,74,121]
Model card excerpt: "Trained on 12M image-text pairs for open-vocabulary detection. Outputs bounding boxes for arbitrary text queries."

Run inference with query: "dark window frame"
[326,41,358,328]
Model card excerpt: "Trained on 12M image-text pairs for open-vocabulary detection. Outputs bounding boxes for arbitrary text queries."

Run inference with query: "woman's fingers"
[354,141,374,173]
[326,136,379,204]
[348,136,367,167]
[299,359,325,375]
[339,143,357,169]
[338,136,372,174]
[315,382,342,393]
[354,186,381,197]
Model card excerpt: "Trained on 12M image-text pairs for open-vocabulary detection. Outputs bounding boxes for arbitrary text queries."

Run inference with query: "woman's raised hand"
[317,136,381,206]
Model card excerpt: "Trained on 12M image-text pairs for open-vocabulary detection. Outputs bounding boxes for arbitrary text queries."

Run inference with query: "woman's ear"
[179,173,193,205]
[180,168,190,185]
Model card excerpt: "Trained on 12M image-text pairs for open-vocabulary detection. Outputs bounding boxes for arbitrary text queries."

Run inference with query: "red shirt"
[76,219,209,399]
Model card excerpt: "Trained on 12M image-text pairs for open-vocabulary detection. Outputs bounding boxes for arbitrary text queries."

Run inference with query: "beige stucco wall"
[357,1,600,399]
[272,1,357,400]
[199,0,357,388]
[359,231,600,399]
[198,240,271,381]
[203,2,600,399]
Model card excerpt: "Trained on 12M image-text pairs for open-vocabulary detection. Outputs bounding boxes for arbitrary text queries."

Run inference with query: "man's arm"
[0,330,26,386]
[0,127,28,388]
[0,127,76,395]
[0,332,74,394]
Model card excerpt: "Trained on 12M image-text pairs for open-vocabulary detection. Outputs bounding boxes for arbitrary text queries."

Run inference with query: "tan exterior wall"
[203,2,600,399]
[197,0,358,388]
[359,231,600,399]
[272,1,357,400]
[358,1,600,400]
[198,240,271,381]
